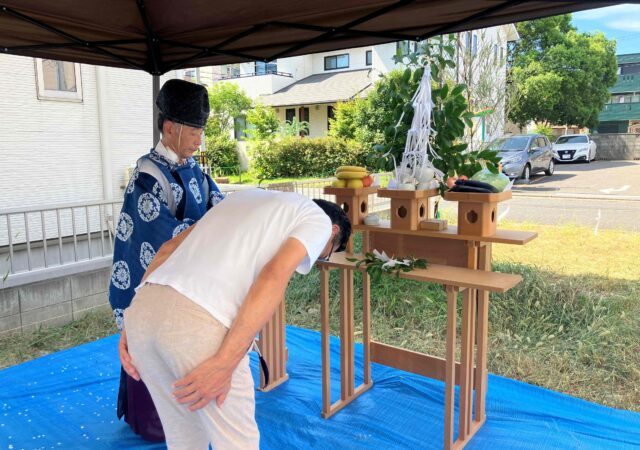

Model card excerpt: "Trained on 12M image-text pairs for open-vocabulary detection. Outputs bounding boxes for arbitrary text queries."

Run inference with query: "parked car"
[552,134,597,163]
[488,134,555,180]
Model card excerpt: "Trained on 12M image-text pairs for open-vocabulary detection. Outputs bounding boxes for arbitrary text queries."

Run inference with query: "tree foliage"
[509,15,617,129]
[245,103,280,140]
[206,82,252,135]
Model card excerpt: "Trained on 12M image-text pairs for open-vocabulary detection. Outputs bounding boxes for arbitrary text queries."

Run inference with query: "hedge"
[251,137,368,178]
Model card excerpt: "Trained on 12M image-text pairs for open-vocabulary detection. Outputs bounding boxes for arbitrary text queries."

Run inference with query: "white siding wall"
[312,47,371,74]
[0,54,103,209]
[0,54,178,209]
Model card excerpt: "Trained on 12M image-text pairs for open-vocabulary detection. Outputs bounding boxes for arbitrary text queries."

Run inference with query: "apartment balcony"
[599,102,640,122]
[222,70,295,98]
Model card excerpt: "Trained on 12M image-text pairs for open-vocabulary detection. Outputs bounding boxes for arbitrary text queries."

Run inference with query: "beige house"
[260,69,373,137]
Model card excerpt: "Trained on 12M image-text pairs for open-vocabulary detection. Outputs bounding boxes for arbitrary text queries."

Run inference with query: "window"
[299,107,309,136]
[35,59,83,101]
[324,54,349,70]
[472,35,478,57]
[366,50,372,66]
[535,137,546,148]
[556,135,588,144]
[327,105,335,130]
[255,61,278,75]
[621,63,640,75]
[285,108,296,123]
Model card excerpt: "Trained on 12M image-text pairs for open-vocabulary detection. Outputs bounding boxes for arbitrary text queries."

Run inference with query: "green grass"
[284,261,640,412]
[1,222,638,413]
[0,309,116,369]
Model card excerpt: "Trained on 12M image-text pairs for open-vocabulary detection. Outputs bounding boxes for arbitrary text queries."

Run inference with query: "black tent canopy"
[0,1,623,75]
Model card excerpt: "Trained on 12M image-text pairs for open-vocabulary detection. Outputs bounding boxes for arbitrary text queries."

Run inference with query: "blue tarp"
[2,326,639,449]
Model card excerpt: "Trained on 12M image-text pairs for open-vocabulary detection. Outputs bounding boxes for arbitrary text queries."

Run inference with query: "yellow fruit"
[346,179,364,189]
[337,171,368,180]
[331,179,347,188]
[337,165,367,173]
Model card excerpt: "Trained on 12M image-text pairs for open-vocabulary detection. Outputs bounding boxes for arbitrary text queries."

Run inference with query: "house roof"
[617,54,640,65]
[259,69,373,107]
[0,1,623,75]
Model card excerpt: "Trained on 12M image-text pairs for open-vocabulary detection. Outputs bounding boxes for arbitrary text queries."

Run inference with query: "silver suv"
[489,134,555,180]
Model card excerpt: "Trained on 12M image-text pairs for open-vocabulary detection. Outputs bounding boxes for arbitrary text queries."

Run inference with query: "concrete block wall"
[0,268,110,337]
[591,134,640,160]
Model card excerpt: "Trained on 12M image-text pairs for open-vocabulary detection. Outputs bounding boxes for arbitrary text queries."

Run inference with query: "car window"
[490,136,529,151]
[536,137,546,148]
[555,135,588,144]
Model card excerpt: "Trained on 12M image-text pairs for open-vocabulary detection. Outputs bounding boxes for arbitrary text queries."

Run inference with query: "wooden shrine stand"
[259,186,537,449]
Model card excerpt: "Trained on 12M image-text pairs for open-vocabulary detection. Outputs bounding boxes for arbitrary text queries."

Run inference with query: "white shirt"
[155,140,180,164]
[142,189,332,328]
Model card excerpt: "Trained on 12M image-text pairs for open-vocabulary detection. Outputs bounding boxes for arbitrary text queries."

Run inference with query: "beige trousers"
[124,284,259,450]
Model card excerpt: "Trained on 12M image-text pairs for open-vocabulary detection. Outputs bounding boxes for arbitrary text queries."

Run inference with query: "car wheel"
[545,159,554,176]
[521,164,531,181]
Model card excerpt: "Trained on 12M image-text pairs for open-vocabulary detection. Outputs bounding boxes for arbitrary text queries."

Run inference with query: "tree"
[509,15,617,129]
[245,103,280,140]
[206,82,252,136]
[453,29,513,150]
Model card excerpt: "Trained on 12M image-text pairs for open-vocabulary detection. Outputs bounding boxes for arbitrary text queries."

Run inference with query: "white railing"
[0,177,390,287]
[0,200,123,287]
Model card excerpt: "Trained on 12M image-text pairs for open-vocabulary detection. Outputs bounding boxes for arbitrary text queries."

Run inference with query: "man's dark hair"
[312,199,352,252]
[157,112,166,133]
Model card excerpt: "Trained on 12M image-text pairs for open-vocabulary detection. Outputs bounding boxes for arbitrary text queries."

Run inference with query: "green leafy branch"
[347,251,428,283]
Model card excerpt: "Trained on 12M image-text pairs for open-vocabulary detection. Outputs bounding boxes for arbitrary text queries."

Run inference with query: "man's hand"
[118,328,141,381]
[172,356,236,411]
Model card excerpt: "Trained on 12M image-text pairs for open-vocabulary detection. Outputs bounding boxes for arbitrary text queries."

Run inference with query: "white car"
[552,134,597,163]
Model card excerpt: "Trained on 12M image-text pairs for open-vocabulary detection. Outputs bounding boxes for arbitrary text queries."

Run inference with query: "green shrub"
[251,137,368,179]
[204,134,240,175]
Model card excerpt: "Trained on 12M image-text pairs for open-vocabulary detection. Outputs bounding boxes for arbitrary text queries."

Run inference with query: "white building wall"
[0,54,103,209]
[372,43,397,77]
[311,47,371,74]
[308,104,330,137]
[0,54,178,209]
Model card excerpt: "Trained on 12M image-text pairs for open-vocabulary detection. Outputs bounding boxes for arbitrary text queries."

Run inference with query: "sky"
[572,4,640,56]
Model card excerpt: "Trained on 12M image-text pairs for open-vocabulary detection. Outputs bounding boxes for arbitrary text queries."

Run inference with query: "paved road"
[441,160,640,232]
[513,160,640,199]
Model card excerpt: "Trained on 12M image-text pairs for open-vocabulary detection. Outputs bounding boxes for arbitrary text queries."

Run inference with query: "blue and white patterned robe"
[109,149,225,329]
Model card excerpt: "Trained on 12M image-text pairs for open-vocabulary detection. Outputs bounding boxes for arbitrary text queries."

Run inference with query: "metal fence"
[0,178,390,285]
[0,200,123,284]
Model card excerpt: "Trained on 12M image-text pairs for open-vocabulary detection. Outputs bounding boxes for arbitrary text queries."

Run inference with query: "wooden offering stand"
[377,188,439,230]
[258,186,535,449]
[444,190,512,237]
[315,188,536,450]
[323,186,378,251]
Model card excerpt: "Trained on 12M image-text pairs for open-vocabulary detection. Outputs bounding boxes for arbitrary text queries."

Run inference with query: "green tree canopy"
[509,15,617,129]
[206,82,252,136]
[245,103,280,140]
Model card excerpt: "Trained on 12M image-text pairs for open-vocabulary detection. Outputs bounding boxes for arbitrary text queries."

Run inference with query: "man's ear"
[162,120,172,137]
[331,223,340,239]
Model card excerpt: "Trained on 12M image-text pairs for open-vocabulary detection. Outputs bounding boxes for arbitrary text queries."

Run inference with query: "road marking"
[594,209,601,236]
[600,185,630,194]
